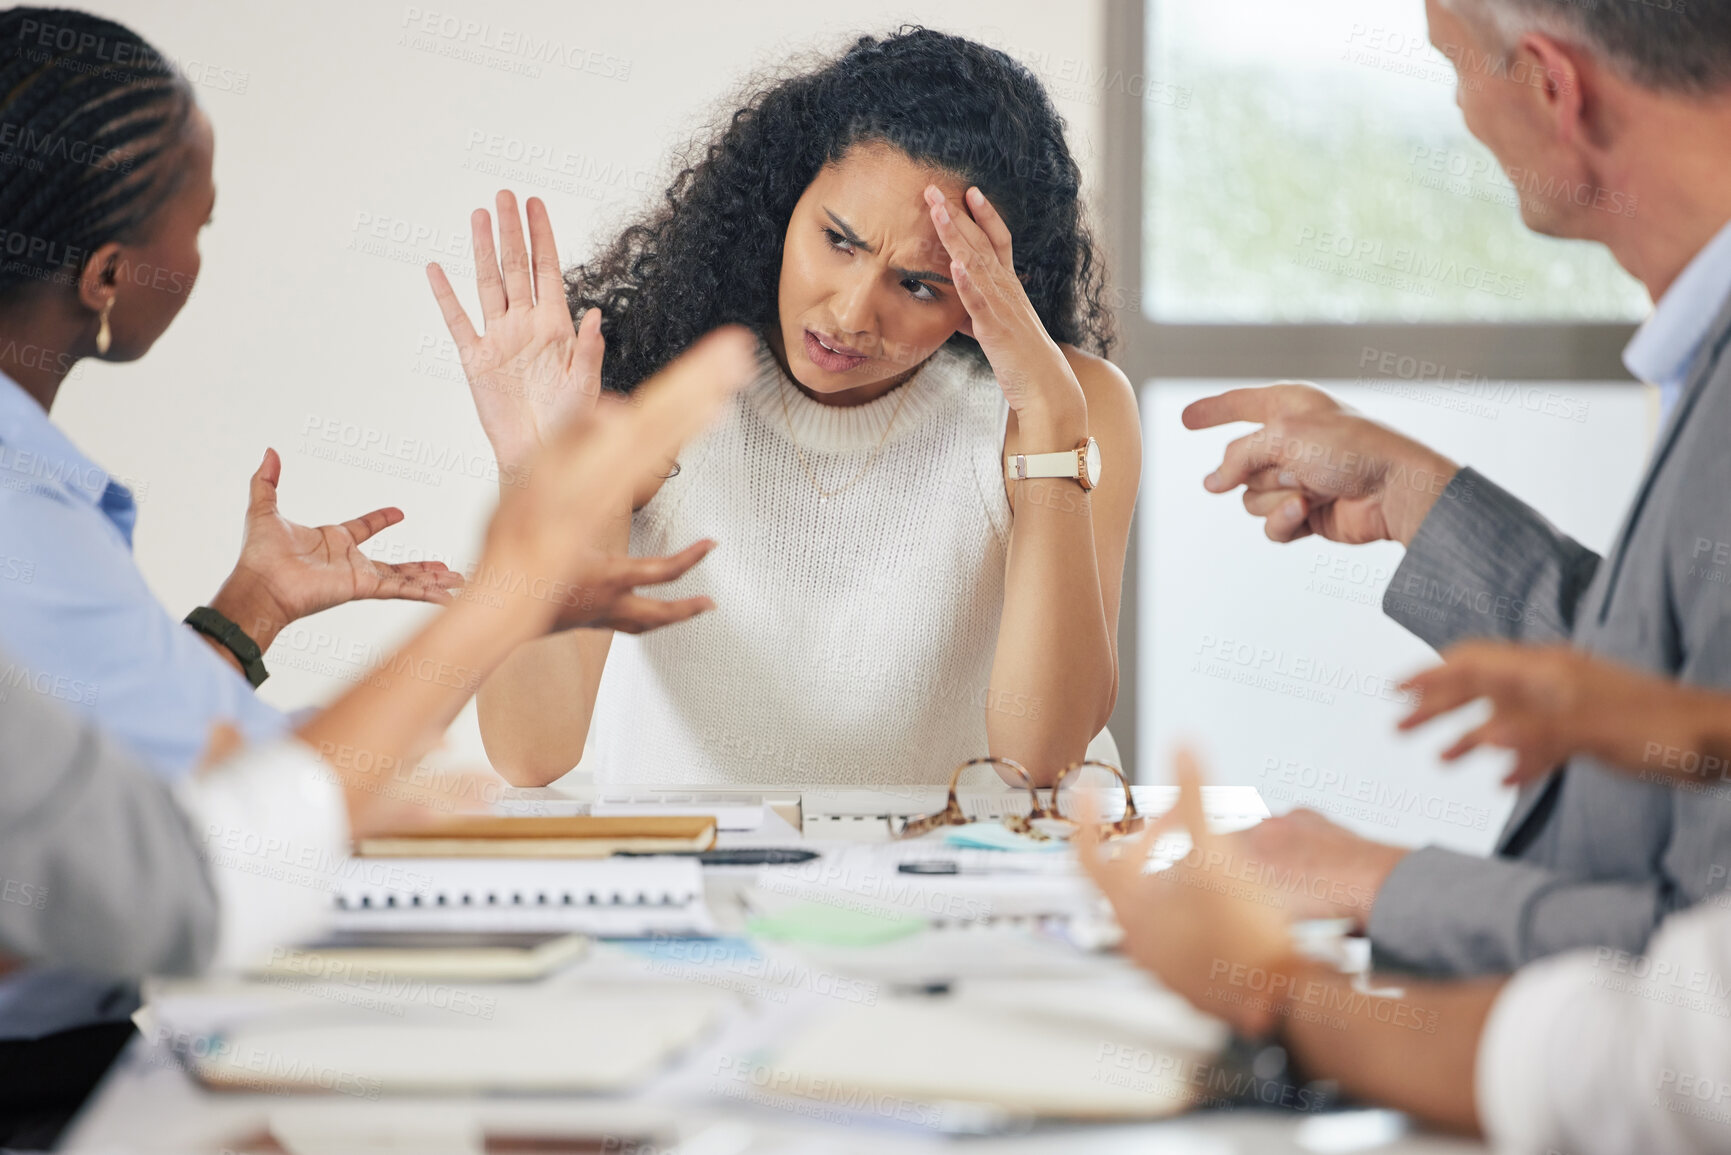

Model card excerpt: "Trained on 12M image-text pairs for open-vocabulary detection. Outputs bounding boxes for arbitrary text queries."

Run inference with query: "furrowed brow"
[825,209,954,286]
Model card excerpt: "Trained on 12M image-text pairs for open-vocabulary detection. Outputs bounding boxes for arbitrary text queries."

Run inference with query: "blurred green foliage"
[1145,57,1651,323]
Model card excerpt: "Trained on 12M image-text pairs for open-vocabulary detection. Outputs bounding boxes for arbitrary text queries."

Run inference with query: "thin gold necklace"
[777,369,915,500]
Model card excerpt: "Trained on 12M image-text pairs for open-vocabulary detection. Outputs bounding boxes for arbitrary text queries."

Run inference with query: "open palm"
[427,190,601,474]
[231,449,462,625]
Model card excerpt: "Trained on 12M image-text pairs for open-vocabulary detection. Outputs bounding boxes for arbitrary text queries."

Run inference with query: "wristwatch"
[1005,437,1102,491]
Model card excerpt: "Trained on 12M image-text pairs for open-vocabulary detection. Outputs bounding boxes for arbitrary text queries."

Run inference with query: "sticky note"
[747,901,926,947]
[943,824,1068,853]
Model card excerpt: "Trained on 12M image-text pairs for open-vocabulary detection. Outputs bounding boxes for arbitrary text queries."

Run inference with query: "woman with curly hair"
[429,27,1142,789]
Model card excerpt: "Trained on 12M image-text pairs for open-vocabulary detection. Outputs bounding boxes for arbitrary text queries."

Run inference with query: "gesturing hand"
[1077,749,1295,1039]
[469,537,722,635]
[924,185,1084,425]
[1399,641,1723,788]
[427,190,602,478]
[1182,384,1459,547]
[477,327,758,636]
[211,449,463,646]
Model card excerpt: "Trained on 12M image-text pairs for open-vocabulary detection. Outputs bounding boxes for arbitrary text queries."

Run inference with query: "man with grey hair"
[1443,0,1731,93]
[1182,0,1731,982]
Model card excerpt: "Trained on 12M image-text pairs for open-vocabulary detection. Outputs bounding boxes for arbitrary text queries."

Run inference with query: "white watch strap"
[1006,449,1080,480]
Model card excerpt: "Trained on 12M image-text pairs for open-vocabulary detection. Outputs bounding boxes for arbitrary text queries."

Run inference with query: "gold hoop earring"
[95,297,114,355]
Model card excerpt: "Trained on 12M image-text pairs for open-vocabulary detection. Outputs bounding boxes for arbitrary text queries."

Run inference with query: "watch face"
[1085,437,1102,487]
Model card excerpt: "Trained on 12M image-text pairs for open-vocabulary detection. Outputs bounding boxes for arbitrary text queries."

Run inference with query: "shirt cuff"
[172,739,349,972]
[1475,949,1596,1155]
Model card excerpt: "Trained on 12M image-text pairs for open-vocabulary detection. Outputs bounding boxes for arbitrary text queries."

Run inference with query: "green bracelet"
[185,605,270,688]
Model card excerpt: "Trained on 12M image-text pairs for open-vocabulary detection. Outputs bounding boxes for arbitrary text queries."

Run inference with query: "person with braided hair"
[0,6,468,777]
[0,3,484,1117]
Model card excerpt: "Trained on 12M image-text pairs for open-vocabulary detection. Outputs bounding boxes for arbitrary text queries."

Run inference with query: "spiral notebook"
[330,856,713,937]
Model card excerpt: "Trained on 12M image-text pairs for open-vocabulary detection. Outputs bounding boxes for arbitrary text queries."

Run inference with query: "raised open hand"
[210,449,463,646]
[427,190,602,477]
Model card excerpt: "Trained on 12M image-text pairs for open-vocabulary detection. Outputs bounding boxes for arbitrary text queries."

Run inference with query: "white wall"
[63,0,1106,769]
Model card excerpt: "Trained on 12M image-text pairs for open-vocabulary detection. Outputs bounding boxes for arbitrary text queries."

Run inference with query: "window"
[1101,0,1648,853]
[1145,0,1648,323]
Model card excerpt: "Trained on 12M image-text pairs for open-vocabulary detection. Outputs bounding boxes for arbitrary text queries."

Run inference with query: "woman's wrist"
[1015,396,1089,450]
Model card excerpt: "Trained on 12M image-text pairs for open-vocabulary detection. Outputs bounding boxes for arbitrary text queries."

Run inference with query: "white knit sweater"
[588,337,1012,786]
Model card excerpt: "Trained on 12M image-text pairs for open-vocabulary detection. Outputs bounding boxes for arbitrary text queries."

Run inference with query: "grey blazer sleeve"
[1366,841,1674,976]
[1381,467,1602,650]
[0,683,218,976]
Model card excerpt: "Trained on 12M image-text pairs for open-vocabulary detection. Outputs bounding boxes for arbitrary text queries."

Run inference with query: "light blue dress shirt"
[0,371,296,1040]
[0,371,288,776]
[1623,217,1731,428]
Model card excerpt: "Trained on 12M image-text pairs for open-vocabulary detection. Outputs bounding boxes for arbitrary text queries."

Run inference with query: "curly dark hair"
[568,26,1114,394]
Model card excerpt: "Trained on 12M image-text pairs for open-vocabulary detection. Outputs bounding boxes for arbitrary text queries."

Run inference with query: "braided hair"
[0,7,194,300]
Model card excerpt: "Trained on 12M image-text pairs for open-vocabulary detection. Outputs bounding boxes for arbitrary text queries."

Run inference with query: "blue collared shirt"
[0,370,287,775]
[1624,217,1731,427]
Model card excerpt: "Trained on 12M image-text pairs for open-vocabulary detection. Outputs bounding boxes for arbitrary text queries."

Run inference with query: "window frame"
[1098,0,1635,777]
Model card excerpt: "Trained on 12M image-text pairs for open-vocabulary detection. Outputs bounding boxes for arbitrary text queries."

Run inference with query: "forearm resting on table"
[1271,963,1500,1136]
[475,510,629,785]
[989,476,1115,781]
